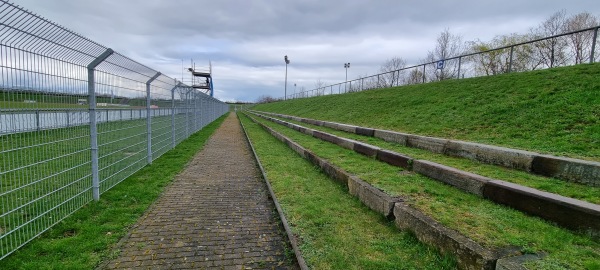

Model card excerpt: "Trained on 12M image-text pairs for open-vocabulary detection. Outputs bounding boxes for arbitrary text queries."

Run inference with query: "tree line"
[349,10,598,92]
[259,10,598,102]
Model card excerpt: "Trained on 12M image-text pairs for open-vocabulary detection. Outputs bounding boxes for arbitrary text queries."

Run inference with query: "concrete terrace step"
[248,111,600,234]
[243,112,538,270]
[252,111,600,187]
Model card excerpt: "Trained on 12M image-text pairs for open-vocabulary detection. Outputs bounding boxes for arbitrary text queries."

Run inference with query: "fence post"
[87,48,113,201]
[171,82,179,149]
[591,27,598,64]
[457,57,462,79]
[200,96,204,129]
[35,110,40,131]
[508,46,515,73]
[422,64,426,83]
[185,90,190,138]
[193,93,197,132]
[195,94,199,131]
[550,38,555,68]
[146,72,161,165]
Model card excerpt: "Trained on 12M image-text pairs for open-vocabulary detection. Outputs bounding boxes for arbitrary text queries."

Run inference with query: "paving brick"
[104,114,297,270]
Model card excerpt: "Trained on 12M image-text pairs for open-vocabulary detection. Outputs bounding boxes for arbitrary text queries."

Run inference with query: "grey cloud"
[13,0,600,102]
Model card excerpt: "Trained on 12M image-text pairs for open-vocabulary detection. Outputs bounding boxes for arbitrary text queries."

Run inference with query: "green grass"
[245,113,600,269]
[0,101,86,109]
[253,63,600,161]
[0,90,170,109]
[0,113,227,269]
[0,114,190,243]
[239,113,456,270]
[265,114,600,204]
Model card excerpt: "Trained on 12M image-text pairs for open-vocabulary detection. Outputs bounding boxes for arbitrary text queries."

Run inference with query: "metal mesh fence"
[286,25,599,99]
[0,0,228,259]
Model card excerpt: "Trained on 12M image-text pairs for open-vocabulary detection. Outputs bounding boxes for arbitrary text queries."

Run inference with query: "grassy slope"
[246,114,600,269]
[240,114,455,269]
[0,114,227,270]
[254,64,600,161]
[267,115,599,204]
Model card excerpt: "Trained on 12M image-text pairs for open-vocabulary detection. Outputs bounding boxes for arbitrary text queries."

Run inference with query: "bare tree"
[530,10,569,68]
[377,57,406,88]
[298,86,306,98]
[314,78,327,96]
[256,95,277,103]
[564,12,599,64]
[469,33,533,76]
[349,74,377,92]
[425,28,465,81]
[405,67,424,85]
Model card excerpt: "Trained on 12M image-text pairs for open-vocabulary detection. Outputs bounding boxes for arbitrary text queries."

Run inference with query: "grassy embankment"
[254,63,600,161]
[239,113,456,269]
[245,113,599,269]
[0,114,227,269]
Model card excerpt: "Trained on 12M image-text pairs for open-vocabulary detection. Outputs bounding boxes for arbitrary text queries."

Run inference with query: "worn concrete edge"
[251,111,600,234]
[495,253,547,270]
[252,110,600,186]
[413,159,490,196]
[244,113,505,269]
[250,112,386,160]
[246,113,405,217]
[251,112,353,150]
[237,112,309,270]
[393,203,500,270]
[246,112,351,187]
[483,180,600,233]
[414,160,600,233]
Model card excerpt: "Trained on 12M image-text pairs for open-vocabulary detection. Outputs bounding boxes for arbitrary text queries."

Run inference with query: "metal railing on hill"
[0,0,228,259]
[285,25,599,100]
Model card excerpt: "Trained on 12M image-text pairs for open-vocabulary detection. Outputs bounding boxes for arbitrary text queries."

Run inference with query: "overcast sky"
[14,0,599,102]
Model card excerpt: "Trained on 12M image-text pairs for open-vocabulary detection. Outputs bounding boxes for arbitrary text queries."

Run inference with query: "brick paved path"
[105,113,297,270]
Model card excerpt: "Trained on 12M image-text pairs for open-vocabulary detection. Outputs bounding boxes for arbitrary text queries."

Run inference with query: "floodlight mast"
[344,62,350,92]
[284,55,290,100]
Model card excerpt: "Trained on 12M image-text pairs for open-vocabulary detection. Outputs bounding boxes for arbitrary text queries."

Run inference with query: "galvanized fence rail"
[0,0,228,259]
[286,25,599,99]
